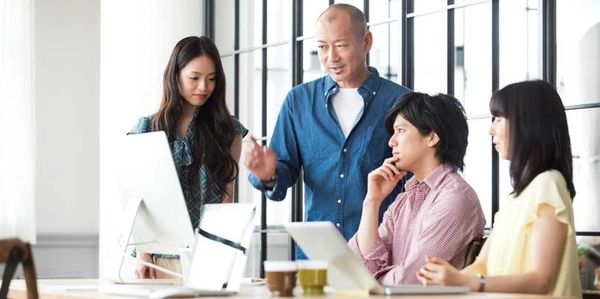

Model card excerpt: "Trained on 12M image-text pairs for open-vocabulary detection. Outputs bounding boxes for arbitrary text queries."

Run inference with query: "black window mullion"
[364,0,370,66]
[491,0,499,227]
[260,0,268,279]
[402,0,414,89]
[234,0,240,119]
[204,0,215,40]
[292,1,303,87]
[542,0,557,86]
[291,0,304,261]
[364,0,369,23]
[233,0,240,203]
[447,0,455,96]
[576,231,600,237]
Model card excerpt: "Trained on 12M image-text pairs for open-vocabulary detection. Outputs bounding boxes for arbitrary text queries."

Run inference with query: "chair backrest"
[463,235,487,268]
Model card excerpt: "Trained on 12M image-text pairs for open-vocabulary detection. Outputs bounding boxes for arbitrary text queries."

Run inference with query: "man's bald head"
[317,4,368,39]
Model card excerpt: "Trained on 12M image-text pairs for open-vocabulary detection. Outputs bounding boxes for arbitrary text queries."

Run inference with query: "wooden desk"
[8,279,574,299]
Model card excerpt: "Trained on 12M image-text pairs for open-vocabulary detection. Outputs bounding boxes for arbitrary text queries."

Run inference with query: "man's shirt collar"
[323,66,381,103]
[404,163,456,191]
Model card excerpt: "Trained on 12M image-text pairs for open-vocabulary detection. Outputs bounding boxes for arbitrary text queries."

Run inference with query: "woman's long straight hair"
[489,80,575,199]
[151,36,238,200]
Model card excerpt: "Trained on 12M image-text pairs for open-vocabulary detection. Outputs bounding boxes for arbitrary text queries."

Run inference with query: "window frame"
[208,0,600,277]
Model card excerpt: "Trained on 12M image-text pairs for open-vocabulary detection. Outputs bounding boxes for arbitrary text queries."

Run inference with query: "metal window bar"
[542,0,557,86]
[260,0,268,278]
[401,0,414,89]
[290,0,304,261]
[491,0,500,227]
[233,0,240,203]
[364,0,370,66]
[447,0,455,96]
[577,232,600,237]
[204,0,215,40]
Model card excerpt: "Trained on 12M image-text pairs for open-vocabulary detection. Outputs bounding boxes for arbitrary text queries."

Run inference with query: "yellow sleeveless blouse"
[487,170,581,298]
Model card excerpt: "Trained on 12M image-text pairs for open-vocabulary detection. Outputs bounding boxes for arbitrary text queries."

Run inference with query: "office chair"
[463,236,487,268]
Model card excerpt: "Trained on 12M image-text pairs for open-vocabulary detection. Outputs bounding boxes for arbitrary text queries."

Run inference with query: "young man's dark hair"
[384,92,469,170]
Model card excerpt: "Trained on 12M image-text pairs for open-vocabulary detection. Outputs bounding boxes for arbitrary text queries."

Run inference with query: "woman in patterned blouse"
[129,36,248,279]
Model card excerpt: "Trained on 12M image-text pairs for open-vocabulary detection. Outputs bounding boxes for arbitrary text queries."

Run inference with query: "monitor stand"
[115,197,191,284]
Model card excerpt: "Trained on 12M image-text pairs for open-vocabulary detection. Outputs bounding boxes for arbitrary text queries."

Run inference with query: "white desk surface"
[7,279,574,299]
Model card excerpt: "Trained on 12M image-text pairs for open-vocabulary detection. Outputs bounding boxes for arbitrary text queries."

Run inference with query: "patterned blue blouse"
[128,114,248,229]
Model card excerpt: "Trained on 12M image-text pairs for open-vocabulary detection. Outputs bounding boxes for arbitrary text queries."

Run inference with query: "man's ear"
[427,131,440,148]
[364,31,373,53]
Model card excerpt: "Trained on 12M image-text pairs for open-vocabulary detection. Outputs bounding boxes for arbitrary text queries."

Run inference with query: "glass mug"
[264,261,297,297]
[297,260,328,295]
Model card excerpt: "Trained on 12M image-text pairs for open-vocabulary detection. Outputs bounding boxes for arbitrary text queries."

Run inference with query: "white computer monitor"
[112,131,196,281]
[99,203,257,296]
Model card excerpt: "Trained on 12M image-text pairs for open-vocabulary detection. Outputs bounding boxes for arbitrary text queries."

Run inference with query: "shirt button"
[336,223,341,228]
[343,148,348,153]
[339,173,344,178]
[337,199,342,204]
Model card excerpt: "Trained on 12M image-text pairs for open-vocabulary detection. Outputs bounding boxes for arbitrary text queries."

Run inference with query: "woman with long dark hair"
[417,80,581,298]
[129,36,247,278]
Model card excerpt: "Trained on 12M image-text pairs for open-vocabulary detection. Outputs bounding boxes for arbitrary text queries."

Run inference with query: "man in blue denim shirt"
[245,4,410,253]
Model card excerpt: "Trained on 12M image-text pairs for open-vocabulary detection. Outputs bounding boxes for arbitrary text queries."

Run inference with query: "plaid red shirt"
[348,163,485,285]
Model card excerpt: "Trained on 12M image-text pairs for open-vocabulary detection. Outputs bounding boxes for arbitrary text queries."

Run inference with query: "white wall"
[36,0,100,235]
[31,0,100,278]
[98,0,204,279]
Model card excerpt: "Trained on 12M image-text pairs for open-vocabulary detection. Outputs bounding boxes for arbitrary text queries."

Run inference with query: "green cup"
[297,260,328,295]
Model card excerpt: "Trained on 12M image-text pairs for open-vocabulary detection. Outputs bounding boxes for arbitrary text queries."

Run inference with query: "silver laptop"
[285,221,469,295]
[101,203,256,298]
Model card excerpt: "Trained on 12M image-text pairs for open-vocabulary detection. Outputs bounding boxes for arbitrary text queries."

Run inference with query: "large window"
[555,1,600,242]
[211,0,600,279]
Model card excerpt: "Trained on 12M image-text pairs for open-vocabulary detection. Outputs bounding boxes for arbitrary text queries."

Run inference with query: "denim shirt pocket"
[304,129,337,165]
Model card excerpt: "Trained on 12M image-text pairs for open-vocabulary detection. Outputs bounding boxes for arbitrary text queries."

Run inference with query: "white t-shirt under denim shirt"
[331,88,364,138]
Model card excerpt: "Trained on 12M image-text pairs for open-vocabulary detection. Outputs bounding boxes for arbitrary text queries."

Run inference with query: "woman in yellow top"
[416,80,582,298]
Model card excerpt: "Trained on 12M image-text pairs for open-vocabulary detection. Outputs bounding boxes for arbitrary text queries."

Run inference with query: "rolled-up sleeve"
[248,92,301,201]
[348,194,402,276]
